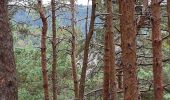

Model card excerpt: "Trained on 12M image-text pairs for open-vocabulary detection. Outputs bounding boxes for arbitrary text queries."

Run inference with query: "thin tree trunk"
[0,0,18,99]
[85,0,89,38]
[151,0,163,100]
[70,0,79,99]
[137,1,149,99]
[51,0,57,100]
[78,0,96,99]
[103,0,117,99]
[103,27,110,100]
[168,0,170,53]
[37,0,49,100]
[118,0,124,91]
[119,0,138,100]
[117,70,123,90]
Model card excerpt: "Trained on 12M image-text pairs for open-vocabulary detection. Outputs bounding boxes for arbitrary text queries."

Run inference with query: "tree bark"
[103,28,110,100]
[119,0,139,100]
[103,0,117,100]
[70,0,79,99]
[0,0,18,99]
[37,0,49,100]
[168,0,170,52]
[78,0,96,99]
[151,0,163,100]
[51,0,58,100]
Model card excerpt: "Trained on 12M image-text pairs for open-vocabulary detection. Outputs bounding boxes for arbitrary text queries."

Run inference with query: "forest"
[0,0,170,100]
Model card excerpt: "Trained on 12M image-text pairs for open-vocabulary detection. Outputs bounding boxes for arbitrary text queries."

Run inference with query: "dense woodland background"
[0,0,170,100]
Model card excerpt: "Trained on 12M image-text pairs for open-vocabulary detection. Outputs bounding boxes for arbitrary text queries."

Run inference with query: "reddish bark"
[37,0,49,100]
[119,0,138,100]
[78,0,96,99]
[103,30,110,100]
[51,0,58,99]
[0,0,18,99]
[70,0,79,99]
[151,0,163,100]
[103,0,117,99]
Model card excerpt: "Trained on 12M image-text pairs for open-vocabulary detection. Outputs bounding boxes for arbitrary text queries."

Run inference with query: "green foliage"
[164,93,170,100]
[15,46,43,99]
[138,68,152,79]
[13,27,77,99]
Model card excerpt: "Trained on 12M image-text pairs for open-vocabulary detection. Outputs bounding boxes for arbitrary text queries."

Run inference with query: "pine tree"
[70,0,79,99]
[151,0,163,99]
[0,0,18,99]
[37,0,49,100]
[119,0,139,99]
[51,0,58,99]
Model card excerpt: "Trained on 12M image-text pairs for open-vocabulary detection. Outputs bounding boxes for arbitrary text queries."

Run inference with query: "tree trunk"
[117,0,124,91]
[151,0,163,100]
[70,0,79,99]
[103,28,110,100]
[37,0,49,100]
[119,0,139,100]
[117,71,123,90]
[78,0,96,99]
[0,0,18,99]
[168,0,170,52]
[51,0,58,100]
[103,0,117,99]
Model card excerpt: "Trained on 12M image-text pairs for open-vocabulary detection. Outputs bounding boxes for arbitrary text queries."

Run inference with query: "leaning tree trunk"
[51,0,58,100]
[103,0,117,99]
[70,0,79,99]
[0,0,18,99]
[78,0,96,99]
[119,0,139,100]
[151,0,163,100]
[37,0,49,100]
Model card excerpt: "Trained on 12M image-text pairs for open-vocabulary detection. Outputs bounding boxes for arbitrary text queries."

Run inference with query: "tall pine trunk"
[78,0,96,99]
[51,0,58,100]
[103,0,117,99]
[119,0,138,99]
[70,0,79,99]
[103,23,110,99]
[0,0,18,99]
[37,0,49,100]
[151,0,163,100]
